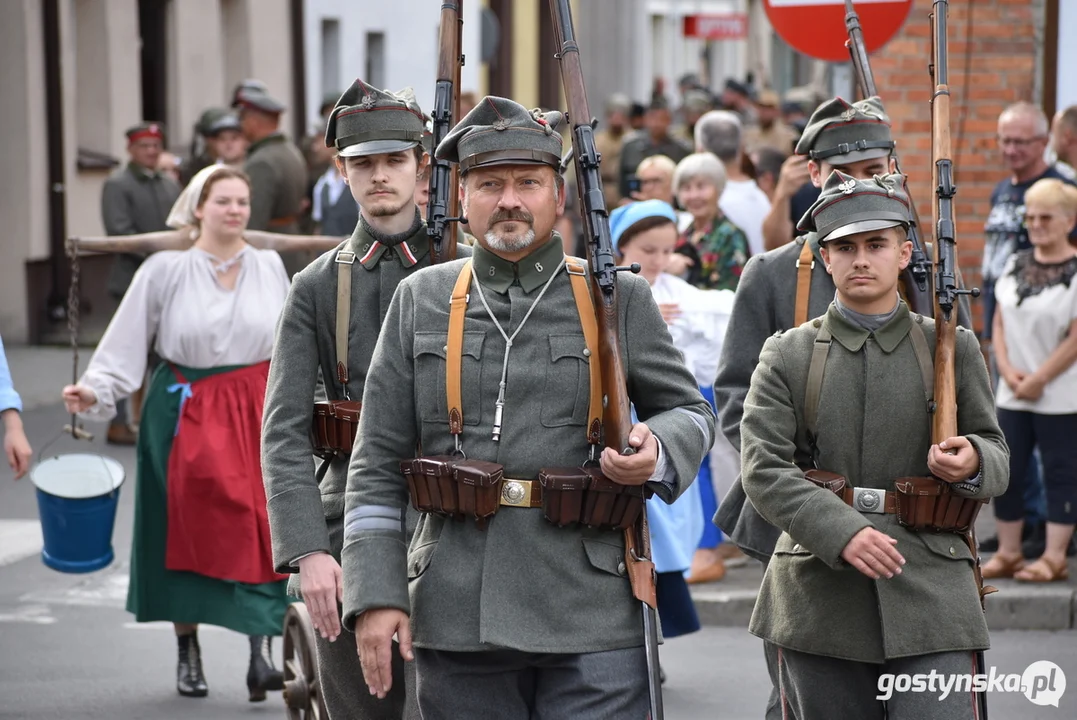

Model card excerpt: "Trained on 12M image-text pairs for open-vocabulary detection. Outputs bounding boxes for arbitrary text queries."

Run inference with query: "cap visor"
[338,139,420,157]
[820,219,905,243]
[825,146,891,165]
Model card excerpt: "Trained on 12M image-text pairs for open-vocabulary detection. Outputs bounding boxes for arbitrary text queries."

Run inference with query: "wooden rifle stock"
[426,0,464,264]
[844,0,934,317]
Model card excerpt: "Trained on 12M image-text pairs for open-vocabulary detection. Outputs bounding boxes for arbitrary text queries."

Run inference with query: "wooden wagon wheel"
[282,602,328,719]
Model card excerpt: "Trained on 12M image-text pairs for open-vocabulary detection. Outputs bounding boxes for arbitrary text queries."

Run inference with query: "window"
[366,32,385,89]
[322,19,341,98]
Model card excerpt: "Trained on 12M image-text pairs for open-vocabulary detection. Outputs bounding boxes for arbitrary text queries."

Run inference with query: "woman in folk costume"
[609,199,733,654]
[62,165,291,701]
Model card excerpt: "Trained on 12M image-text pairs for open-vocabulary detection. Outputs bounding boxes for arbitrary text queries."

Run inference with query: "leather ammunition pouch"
[893,476,985,533]
[311,400,362,458]
[400,456,505,525]
[539,466,645,531]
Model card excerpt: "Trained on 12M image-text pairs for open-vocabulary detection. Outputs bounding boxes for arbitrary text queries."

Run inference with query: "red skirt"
[164,361,286,585]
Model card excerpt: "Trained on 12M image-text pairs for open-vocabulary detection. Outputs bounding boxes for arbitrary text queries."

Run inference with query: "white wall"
[1058,0,1077,112]
[303,0,483,134]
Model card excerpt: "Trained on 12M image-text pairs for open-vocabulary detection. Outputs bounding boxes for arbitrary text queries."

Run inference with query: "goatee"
[485,227,536,253]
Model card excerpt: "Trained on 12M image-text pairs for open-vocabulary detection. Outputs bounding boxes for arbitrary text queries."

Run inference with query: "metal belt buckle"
[500,479,534,508]
[851,487,885,514]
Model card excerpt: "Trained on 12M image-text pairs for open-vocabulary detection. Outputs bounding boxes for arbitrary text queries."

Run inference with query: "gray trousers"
[314,631,419,720]
[413,646,650,720]
[777,646,982,720]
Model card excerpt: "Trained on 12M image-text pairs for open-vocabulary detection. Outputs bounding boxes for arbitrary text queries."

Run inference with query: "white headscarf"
[166,164,235,229]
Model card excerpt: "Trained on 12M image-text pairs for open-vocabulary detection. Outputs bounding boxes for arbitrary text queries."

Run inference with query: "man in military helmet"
[233,81,309,274]
[181,108,247,185]
[262,79,470,720]
[740,171,1008,719]
[340,96,714,718]
[100,122,181,445]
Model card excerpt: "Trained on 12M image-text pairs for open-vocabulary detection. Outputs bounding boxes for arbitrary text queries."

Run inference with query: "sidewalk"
[691,512,1077,632]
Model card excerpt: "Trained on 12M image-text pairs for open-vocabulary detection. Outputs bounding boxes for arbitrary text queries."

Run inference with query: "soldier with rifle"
[739,171,1007,719]
[261,79,469,720]
[339,92,714,717]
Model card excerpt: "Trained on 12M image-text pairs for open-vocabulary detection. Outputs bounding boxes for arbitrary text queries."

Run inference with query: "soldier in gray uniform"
[340,96,715,719]
[233,82,309,275]
[740,171,1008,719]
[100,122,181,445]
[262,79,469,720]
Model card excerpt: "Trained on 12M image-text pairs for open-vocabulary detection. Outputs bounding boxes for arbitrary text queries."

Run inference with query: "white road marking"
[20,562,129,609]
[0,519,43,567]
[0,604,57,624]
[122,621,228,633]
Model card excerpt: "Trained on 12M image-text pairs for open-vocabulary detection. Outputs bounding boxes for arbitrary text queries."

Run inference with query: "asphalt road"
[1,404,1076,719]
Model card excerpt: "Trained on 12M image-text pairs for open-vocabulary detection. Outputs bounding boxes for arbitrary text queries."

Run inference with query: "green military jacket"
[740,303,1009,663]
[244,132,307,233]
[100,163,181,297]
[262,212,471,574]
[341,236,715,653]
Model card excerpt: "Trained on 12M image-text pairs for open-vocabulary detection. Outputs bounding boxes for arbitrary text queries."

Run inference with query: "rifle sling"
[805,316,934,446]
[794,240,815,326]
[334,249,357,391]
[445,257,602,443]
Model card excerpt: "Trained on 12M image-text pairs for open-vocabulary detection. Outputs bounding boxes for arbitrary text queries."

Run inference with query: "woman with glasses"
[983,178,1077,582]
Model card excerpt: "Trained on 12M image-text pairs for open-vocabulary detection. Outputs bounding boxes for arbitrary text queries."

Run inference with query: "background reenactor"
[181,107,247,185]
[262,79,469,720]
[100,121,181,445]
[340,96,714,718]
[740,172,1008,719]
[233,82,309,275]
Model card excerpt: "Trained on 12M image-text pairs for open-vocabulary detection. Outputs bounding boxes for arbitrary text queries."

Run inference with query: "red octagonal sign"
[764,0,914,62]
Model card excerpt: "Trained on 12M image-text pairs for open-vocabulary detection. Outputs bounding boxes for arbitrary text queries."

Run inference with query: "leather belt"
[500,478,543,509]
[842,486,898,514]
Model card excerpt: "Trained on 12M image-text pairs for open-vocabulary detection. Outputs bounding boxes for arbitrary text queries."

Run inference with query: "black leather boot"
[246,635,284,702]
[176,632,208,698]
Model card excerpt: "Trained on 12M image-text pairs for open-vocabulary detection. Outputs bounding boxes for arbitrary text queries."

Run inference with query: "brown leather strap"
[565,258,603,445]
[335,249,357,389]
[268,214,300,228]
[446,260,473,435]
[794,239,815,326]
[908,318,935,413]
[624,514,658,609]
[804,323,832,444]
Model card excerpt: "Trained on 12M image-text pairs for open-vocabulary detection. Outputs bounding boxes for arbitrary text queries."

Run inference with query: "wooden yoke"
[67,230,346,256]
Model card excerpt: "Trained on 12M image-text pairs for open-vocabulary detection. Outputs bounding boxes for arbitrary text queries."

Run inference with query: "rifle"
[930,3,988,718]
[426,0,464,264]
[844,0,934,317]
[547,2,662,717]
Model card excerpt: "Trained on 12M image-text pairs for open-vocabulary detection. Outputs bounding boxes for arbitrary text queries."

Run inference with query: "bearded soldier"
[340,97,714,718]
[740,172,1008,719]
[261,80,469,719]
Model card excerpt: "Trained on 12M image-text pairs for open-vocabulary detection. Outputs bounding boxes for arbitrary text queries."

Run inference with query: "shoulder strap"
[447,260,473,436]
[565,258,603,445]
[794,240,815,326]
[334,248,356,396]
[804,321,831,448]
[908,318,936,414]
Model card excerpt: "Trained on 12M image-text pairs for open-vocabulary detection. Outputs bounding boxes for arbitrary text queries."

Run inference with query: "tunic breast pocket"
[413,331,484,425]
[541,334,591,428]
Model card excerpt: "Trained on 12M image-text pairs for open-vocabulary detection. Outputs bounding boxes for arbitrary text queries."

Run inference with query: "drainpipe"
[290,0,307,141]
[43,0,69,335]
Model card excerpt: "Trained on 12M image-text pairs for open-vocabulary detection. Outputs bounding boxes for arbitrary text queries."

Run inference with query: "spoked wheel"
[282,602,327,719]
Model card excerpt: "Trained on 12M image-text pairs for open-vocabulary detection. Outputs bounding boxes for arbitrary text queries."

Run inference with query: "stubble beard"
[367,194,412,218]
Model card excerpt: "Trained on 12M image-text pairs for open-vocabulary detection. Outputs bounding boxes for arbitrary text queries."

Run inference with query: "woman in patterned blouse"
[668,152,751,291]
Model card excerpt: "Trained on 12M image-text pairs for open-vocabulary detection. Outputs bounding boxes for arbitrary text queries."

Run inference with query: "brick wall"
[869,0,1039,331]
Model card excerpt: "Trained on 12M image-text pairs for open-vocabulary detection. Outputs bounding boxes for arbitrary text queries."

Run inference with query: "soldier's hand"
[298,552,343,641]
[600,423,658,486]
[928,436,981,482]
[355,608,413,699]
[840,527,905,579]
[775,155,811,199]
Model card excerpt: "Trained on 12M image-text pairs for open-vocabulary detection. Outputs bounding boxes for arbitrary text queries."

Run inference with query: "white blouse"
[79,246,290,422]
[649,272,733,388]
[994,251,1077,414]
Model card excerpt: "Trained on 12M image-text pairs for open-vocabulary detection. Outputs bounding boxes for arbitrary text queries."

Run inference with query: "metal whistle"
[492,402,504,442]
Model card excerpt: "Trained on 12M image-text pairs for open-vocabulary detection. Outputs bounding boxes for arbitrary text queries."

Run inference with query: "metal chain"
[67,240,80,438]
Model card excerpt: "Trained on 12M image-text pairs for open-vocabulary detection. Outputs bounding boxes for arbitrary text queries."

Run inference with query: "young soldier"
[741,172,1008,719]
[341,97,714,718]
[262,80,468,719]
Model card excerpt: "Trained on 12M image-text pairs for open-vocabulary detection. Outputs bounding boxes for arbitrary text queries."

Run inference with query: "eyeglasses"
[997,135,1047,148]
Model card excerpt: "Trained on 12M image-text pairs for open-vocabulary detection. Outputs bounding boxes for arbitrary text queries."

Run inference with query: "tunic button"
[793,544,801,552]
[583,349,591,357]
[617,562,627,576]
[949,546,955,556]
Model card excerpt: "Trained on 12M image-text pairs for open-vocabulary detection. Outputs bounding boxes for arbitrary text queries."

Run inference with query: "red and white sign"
[683,14,750,41]
[763,0,914,62]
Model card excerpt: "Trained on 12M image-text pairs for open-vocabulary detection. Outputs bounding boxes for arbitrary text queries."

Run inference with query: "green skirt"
[125,362,289,636]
